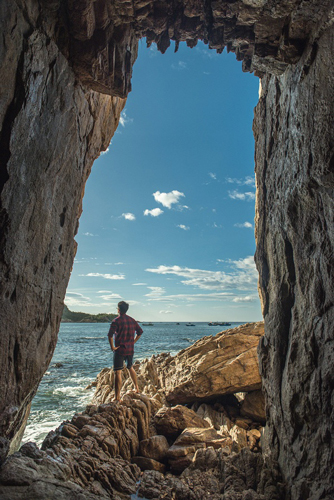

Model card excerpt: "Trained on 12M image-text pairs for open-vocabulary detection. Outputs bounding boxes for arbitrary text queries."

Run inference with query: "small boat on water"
[208,322,231,326]
[186,323,195,326]
[142,323,154,326]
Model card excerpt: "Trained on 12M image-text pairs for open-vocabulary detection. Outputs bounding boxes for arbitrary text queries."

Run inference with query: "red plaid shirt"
[108,314,143,356]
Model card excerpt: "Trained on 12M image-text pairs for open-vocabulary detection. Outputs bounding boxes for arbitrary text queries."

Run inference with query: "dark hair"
[118,301,129,314]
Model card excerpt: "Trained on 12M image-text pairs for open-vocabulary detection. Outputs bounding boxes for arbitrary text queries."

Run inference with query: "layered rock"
[0,1,125,453]
[0,391,280,499]
[254,19,334,499]
[93,322,264,405]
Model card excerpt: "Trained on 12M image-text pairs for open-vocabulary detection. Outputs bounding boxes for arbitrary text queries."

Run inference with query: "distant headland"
[61,305,117,323]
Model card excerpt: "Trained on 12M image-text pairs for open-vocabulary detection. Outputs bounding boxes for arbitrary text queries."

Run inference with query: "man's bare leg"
[114,370,122,401]
[128,366,140,393]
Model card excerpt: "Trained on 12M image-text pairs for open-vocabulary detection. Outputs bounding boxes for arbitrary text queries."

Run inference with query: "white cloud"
[213,222,223,229]
[209,172,217,180]
[65,292,92,307]
[80,273,125,280]
[153,190,185,209]
[177,224,189,231]
[195,47,219,59]
[234,222,253,229]
[228,190,255,201]
[121,213,136,221]
[114,262,124,265]
[146,256,258,292]
[144,208,164,217]
[226,176,256,187]
[171,61,187,70]
[145,286,166,298]
[132,283,147,286]
[99,293,123,301]
[232,295,258,303]
[159,310,173,314]
[119,110,133,127]
[83,232,95,236]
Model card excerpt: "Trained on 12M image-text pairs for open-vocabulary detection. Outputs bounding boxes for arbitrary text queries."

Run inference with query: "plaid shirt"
[108,314,143,356]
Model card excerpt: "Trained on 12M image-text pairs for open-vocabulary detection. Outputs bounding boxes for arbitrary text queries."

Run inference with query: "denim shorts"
[113,351,133,371]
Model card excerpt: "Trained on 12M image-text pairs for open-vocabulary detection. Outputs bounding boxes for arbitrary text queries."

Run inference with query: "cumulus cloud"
[209,172,217,180]
[145,286,166,298]
[226,176,255,187]
[121,213,136,221]
[177,224,190,231]
[98,293,123,301]
[234,222,253,229]
[159,310,173,314]
[232,295,258,303]
[146,256,258,292]
[153,190,185,209]
[65,292,92,307]
[80,273,125,280]
[119,110,133,127]
[144,208,164,217]
[228,190,255,201]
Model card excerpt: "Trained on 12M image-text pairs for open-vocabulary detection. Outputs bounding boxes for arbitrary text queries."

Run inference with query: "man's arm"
[134,321,143,344]
[134,333,142,344]
[108,335,119,351]
[108,322,119,351]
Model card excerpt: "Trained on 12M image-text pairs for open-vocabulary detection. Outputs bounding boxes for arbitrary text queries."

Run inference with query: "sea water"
[23,321,241,446]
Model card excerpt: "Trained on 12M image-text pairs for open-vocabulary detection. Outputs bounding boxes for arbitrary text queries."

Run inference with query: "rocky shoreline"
[0,322,286,499]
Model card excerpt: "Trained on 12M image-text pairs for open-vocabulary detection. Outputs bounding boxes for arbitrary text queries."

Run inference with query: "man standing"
[108,301,143,401]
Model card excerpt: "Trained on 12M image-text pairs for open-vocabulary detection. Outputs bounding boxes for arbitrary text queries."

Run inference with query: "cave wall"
[254,21,334,498]
[0,0,126,454]
[0,0,333,498]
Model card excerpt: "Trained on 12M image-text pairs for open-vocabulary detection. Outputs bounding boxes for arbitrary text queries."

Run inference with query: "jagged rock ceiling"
[58,0,326,97]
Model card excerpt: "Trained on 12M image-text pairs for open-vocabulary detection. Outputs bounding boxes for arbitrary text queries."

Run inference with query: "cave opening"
[22,40,261,446]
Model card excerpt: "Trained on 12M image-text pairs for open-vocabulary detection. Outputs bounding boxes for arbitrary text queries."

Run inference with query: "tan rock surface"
[92,323,264,406]
[240,390,266,424]
[154,405,211,439]
[139,435,169,462]
[159,322,264,404]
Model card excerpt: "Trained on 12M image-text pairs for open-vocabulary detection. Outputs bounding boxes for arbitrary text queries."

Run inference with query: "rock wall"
[254,21,334,500]
[0,0,333,498]
[0,1,125,453]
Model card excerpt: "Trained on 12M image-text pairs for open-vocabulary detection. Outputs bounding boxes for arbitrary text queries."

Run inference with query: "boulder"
[92,323,264,407]
[154,405,210,439]
[240,390,266,424]
[195,403,234,433]
[167,427,233,474]
[139,435,169,462]
[160,322,264,405]
[132,456,166,473]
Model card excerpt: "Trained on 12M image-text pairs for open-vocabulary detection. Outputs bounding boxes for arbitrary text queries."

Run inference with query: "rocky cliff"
[0,0,333,498]
[0,0,126,454]
[254,21,334,498]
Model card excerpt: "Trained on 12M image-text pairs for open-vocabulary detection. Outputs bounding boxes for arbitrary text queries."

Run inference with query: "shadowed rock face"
[0,0,333,498]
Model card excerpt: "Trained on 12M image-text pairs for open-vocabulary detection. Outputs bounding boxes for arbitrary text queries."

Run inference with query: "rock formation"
[254,19,334,499]
[0,389,280,499]
[0,0,333,498]
[92,322,264,405]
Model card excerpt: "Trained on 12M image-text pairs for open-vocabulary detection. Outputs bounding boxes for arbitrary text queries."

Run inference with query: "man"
[108,301,143,401]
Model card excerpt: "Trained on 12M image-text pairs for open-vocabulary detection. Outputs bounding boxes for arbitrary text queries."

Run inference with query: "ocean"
[22,321,242,446]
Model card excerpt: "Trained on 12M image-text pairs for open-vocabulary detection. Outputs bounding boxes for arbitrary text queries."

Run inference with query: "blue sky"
[65,40,262,322]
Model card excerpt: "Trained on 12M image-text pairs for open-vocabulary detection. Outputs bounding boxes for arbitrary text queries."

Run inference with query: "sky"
[65,40,262,322]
